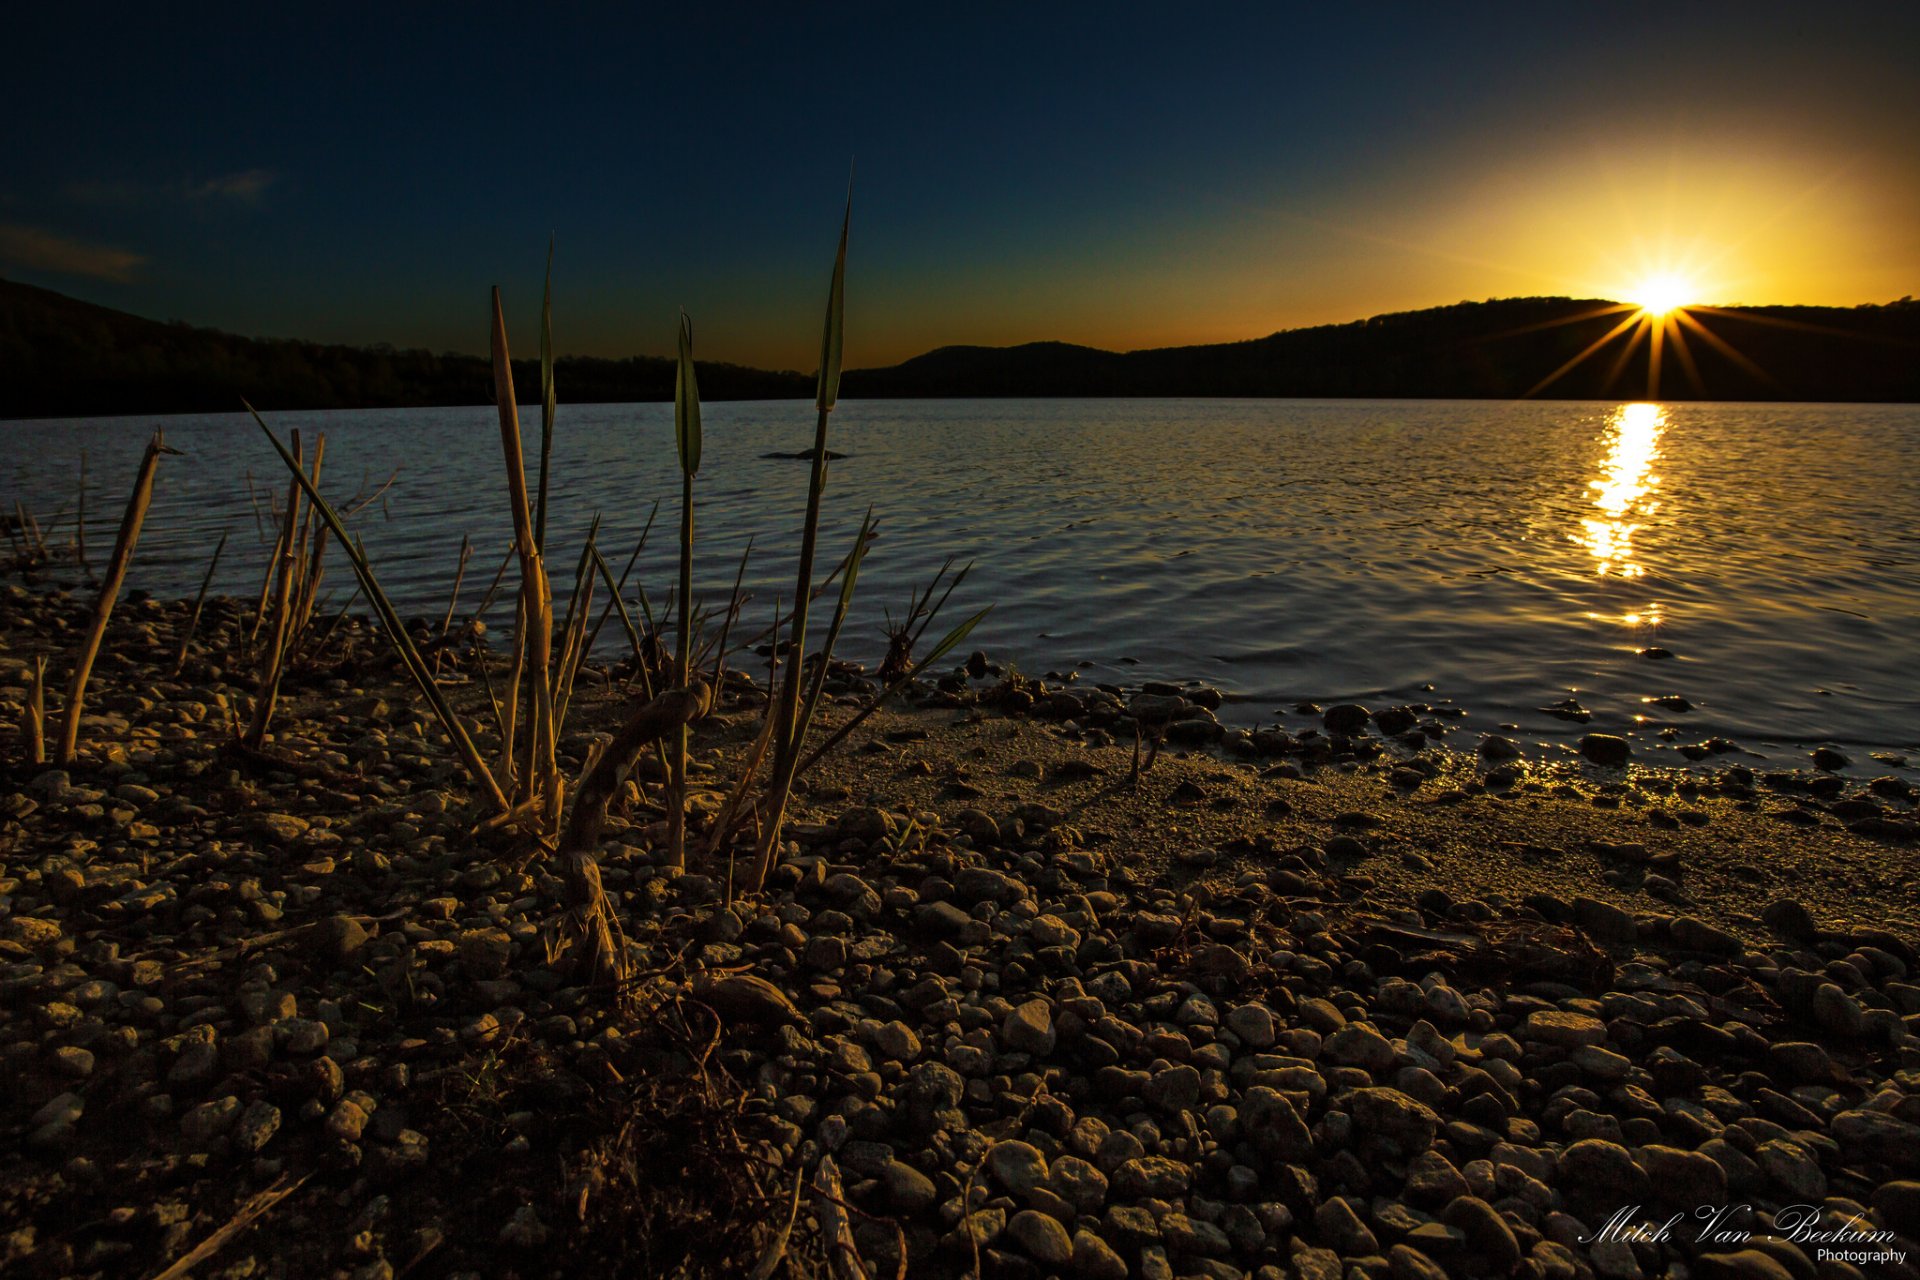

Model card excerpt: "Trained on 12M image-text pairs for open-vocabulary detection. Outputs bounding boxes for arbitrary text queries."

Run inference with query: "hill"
[841,297,1920,401]
[0,279,810,419]
[3,279,1917,418]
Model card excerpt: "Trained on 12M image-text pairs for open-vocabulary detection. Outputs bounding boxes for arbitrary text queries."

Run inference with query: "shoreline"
[3,583,1919,1278]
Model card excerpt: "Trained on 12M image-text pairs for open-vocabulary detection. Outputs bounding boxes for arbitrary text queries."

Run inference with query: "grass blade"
[536,235,557,554]
[797,605,990,778]
[817,173,851,412]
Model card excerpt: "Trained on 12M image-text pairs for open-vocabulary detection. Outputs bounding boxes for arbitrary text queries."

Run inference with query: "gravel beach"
[3,582,1918,1280]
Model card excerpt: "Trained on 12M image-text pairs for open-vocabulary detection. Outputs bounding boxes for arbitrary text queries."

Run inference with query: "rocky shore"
[3,581,1919,1280]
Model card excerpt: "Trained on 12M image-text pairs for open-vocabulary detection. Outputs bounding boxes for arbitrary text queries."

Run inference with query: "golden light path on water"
[1580,402,1666,626]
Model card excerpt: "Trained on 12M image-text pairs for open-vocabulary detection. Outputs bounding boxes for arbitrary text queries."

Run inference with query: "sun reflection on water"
[1577,402,1667,628]
[1581,402,1665,579]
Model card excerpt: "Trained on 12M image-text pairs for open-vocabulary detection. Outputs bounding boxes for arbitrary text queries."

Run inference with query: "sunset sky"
[5,4,1917,369]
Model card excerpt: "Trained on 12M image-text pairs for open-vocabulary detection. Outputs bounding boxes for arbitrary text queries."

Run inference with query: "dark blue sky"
[5,3,1916,367]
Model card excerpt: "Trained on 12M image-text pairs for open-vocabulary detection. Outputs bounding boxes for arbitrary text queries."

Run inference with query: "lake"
[5,398,1917,775]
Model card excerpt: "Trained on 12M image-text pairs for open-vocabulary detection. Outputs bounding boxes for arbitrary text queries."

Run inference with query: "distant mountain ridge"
[3,278,1916,419]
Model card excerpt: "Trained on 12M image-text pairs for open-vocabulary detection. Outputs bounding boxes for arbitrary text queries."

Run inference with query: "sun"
[1626,274,1695,317]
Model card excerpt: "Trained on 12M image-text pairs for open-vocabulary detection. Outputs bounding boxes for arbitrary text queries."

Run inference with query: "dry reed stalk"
[57,430,171,765]
[244,432,318,747]
[431,534,473,676]
[666,313,703,869]
[23,655,47,765]
[289,436,331,635]
[247,404,509,811]
[172,530,229,676]
[491,287,558,815]
[558,680,710,980]
[749,188,852,888]
[498,588,527,790]
[582,505,655,660]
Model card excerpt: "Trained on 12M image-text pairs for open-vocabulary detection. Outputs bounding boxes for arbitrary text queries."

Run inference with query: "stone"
[881,1161,936,1212]
[1112,1156,1191,1200]
[1314,1196,1378,1255]
[1161,1213,1231,1258]
[1242,1087,1313,1161]
[180,1096,241,1147]
[1001,1000,1056,1056]
[1560,1139,1648,1204]
[254,812,311,843]
[1637,1145,1727,1205]
[1810,983,1866,1036]
[1441,1196,1521,1273]
[1226,1003,1276,1048]
[1323,1023,1397,1074]
[1070,1230,1128,1280]
[1573,896,1637,946]
[1523,1010,1607,1048]
[1578,734,1631,766]
[988,1140,1051,1197]
[327,1098,371,1143]
[1007,1210,1072,1265]
[1405,1151,1469,1203]
[874,1021,922,1062]
[1324,704,1371,736]
[1349,1088,1439,1152]
[1761,899,1819,940]
[1671,916,1741,955]
[1753,1139,1826,1200]
[1049,1155,1108,1213]
[234,1100,282,1153]
[915,900,988,946]
[1831,1109,1920,1170]
[1693,1252,1797,1280]
[497,1206,549,1248]
[1145,1063,1201,1112]
[456,928,513,978]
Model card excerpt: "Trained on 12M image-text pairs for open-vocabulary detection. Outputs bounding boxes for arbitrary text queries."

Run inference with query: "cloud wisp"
[0,224,147,281]
[66,168,278,207]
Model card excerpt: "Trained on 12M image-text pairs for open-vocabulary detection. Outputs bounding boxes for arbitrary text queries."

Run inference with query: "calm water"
[5,399,1918,774]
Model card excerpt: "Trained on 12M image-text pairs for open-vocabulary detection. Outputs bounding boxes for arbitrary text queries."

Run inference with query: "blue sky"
[4,3,1916,367]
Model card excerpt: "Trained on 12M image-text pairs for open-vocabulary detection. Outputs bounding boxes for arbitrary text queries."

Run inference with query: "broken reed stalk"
[23,655,47,765]
[582,505,656,666]
[244,431,319,747]
[752,186,851,888]
[172,530,229,676]
[491,286,560,822]
[667,312,702,868]
[432,534,473,676]
[57,430,170,766]
[557,680,710,980]
[707,536,755,689]
[290,456,332,636]
[551,521,599,729]
[246,403,509,812]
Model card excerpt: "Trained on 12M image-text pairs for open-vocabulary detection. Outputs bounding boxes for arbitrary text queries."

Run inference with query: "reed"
[246,404,510,812]
[171,530,229,676]
[535,237,558,555]
[244,431,325,747]
[491,286,560,824]
[432,535,474,676]
[57,429,172,766]
[751,186,851,887]
[23,655,47,765]
[666,311,703,868]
